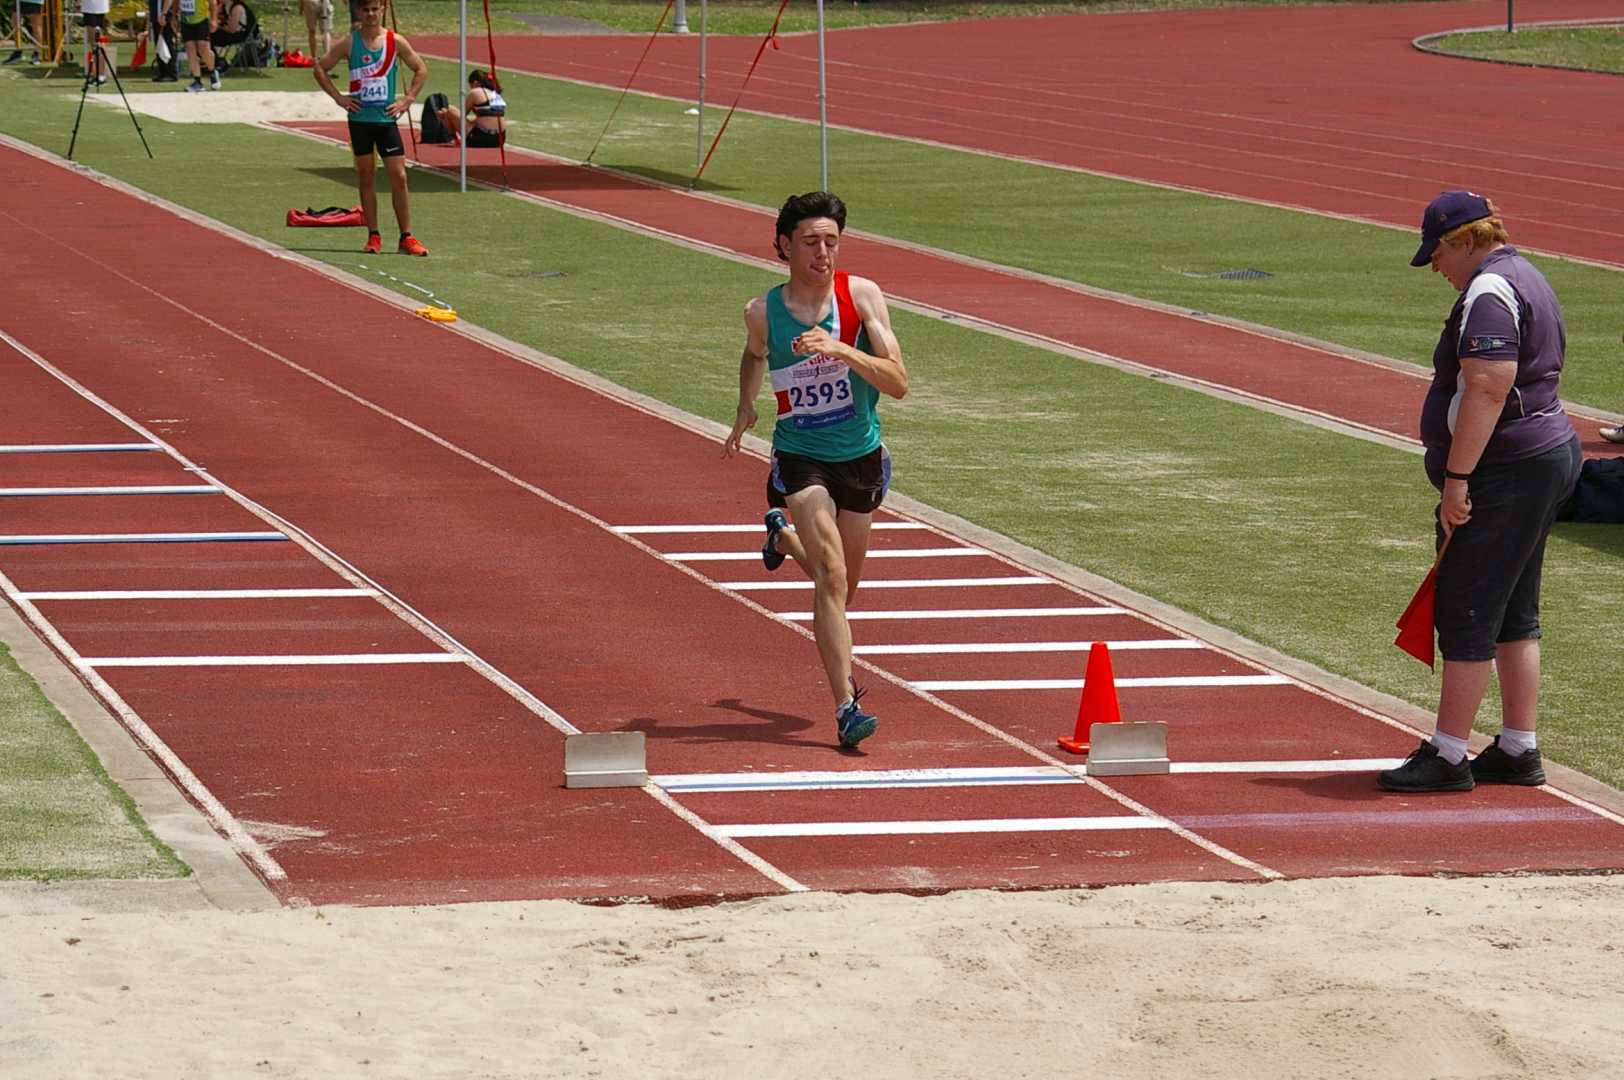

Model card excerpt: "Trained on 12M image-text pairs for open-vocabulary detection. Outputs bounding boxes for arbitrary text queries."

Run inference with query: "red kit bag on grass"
[286,206,367,227]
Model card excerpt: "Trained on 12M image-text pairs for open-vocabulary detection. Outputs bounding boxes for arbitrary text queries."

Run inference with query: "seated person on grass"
[210,0,254,50]
[436,69,507,148]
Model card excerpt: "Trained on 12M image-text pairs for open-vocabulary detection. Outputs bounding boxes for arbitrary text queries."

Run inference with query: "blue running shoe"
[762,509,788,571]
[835,682,878,748]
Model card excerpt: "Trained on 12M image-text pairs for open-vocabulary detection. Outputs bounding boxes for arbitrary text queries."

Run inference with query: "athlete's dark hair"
[469,69,502,92]
[773,191,847,262]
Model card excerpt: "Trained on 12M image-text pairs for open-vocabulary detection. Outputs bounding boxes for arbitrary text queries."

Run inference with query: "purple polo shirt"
[1419,246,1573,476]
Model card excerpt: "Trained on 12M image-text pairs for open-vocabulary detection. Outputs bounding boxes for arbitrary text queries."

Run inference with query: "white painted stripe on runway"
[21,588,379,600]
[914,674,1293,690]
[777,606,1126,621]
[0,485,221,496]
[79,652,468,668]
[854,639,1202,655]
[717,816,1172,838]
[670,546,987,562]
[659,766,1074,792]
[0,531,286,545]
[0,442,160,453]
[614,522,927,534]
[723,576,1050,592]
[657,759,1408,792]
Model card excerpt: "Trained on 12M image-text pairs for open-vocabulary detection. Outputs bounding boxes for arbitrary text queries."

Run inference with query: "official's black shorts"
[347,118,404,159]
[178,18,209,42]
[767,445,891,515]
[80,12,106,27]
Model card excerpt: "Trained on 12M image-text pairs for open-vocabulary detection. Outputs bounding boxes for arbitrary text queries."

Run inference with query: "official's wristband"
[1444,469,1472,482]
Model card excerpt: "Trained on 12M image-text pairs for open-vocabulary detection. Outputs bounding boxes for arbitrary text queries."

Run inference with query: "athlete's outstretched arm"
[724,296,770,457]
[792,276,908,399]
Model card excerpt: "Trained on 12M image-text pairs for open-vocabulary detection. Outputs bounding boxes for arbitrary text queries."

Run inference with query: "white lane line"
[670,546,987,562]
[0,485,221,496]
[640,785,808,893]
[657,759,1407,792]
[0,567,286,881]
[777,606,1127,621]
[723,576,1050,591]
[914,674,1293,690]
[21,588,379,600]
[613,522,926,534]
[0,531,286,545]
[717,817,1173,838]
[0,442,160,453]
[79,653,469,668]
[854,639,1202,655]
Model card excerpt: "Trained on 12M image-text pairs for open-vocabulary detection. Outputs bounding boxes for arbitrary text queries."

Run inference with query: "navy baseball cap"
[1410,190,1494,267]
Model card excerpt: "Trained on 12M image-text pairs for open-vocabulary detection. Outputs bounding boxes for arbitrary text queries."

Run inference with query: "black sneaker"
[761,509,788,571]
[1378,739,1474,793]
[1469,736,1546,786]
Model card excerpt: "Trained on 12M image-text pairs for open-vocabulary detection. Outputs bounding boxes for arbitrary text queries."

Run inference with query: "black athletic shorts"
[80,11,106,27]
[178,18,209,42]
[767,445,891,515]
[467,125,504,149]
[347,118,404,159]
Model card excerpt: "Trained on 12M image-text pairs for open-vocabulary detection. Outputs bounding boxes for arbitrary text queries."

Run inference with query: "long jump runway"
[3,144,1622,906]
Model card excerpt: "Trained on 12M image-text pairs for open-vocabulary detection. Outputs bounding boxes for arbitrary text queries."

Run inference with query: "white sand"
[2,874,1622,1079]
[85,88,423,125]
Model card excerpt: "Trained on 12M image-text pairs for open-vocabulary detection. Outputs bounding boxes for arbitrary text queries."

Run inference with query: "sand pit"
[86,88,423,125]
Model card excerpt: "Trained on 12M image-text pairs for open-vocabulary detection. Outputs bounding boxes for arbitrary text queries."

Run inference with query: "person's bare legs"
[1495,638,1540,733]
[773,508,870,608]
[438,107,463,138]
[354,153,379,232]
[783,486,854,707]
[1433,658,1494,743]
[382,154,410,234]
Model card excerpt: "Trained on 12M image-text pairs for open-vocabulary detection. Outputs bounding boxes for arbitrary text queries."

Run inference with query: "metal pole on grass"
[816,0,827,191]
[674,0,688,33]
[458,0,466,192]
[1507,0,1514,32]
[695,0,706,169]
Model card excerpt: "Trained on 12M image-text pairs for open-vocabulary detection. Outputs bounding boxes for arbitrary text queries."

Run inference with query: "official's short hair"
[1441,210,1510,253]
[773,191,847,262]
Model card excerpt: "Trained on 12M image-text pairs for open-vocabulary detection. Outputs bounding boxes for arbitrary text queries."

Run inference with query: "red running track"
[416,0,1624,266]
[3,142,1622,906]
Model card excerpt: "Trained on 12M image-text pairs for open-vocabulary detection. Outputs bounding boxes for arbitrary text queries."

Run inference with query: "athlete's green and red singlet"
[766,272,882,462]
[347,29,398,124]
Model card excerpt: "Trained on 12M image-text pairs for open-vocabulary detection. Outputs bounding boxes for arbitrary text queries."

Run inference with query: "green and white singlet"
[766,273,882,462]
[347,29,398,125]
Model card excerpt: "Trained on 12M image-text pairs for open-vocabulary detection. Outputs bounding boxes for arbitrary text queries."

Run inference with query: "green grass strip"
[1427,26,1624,76]
[0,642,188,881]
[0,55,1619,865]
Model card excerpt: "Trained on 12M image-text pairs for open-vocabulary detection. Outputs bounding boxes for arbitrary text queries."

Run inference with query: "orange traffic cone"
[1058,641,1122,755]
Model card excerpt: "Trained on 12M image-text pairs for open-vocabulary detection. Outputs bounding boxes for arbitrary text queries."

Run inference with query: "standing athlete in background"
[313,0,428,256]
[723,191,909,749]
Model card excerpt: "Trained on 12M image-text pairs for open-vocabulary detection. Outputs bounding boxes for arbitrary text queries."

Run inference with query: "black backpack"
[420,93,452,144]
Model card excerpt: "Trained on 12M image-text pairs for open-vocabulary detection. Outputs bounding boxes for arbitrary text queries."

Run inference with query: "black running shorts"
[767,445,891,515]
[347,118,404,158]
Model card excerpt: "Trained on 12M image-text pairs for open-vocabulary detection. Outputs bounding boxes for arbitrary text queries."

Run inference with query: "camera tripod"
[67,35,154,160]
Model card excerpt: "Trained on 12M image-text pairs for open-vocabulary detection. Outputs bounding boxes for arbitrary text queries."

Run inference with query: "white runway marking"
[79,652,468,668]
[723,576,1050,591]
[853,638,1202,655]
[717,816,1172,838]
[0,485,220,496]
[20,588,379,600]
[657,759,1407,793]
[913,674,1293,690]
[777,606,1126,620]
[0,442,160,453]
[0,531,286,545]
[670,546,987,561]
[613,522,927,534]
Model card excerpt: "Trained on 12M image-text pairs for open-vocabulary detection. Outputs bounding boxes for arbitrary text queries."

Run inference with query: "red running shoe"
[362,232,381,255]
[398,234,428,257]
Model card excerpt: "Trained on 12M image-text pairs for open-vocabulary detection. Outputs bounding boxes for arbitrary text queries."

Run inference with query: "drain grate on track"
[1176,267,1274,280]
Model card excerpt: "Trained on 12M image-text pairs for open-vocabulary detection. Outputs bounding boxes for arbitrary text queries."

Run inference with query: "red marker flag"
[1394,535,1452,670]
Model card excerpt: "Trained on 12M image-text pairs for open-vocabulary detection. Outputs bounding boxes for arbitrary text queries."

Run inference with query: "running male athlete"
[723,191,909,749]
[313,0,428,256]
